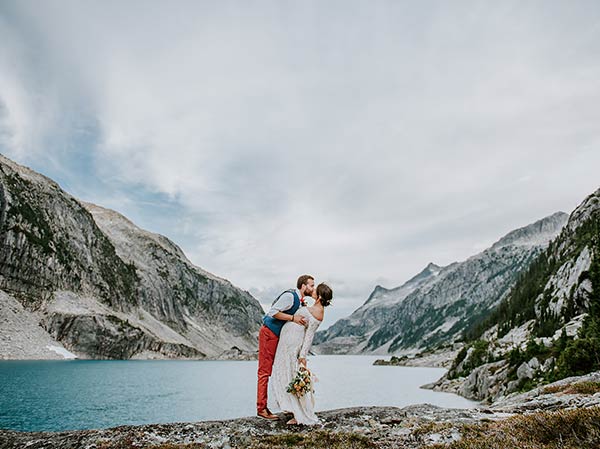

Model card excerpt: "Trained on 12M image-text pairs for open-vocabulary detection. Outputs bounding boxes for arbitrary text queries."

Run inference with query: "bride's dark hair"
[317,283,333,307]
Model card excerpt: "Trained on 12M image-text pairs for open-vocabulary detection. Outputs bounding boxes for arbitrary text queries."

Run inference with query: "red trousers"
[257,325,279,412]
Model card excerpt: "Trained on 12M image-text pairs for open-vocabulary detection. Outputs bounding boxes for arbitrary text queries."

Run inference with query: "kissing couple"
[256,275,333,425]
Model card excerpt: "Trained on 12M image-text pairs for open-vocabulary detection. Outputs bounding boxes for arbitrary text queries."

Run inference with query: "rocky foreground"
[0,405,507,449]
[2,374,600,449]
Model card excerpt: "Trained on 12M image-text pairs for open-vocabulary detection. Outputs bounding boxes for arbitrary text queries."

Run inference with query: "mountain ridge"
[314,211,569,355]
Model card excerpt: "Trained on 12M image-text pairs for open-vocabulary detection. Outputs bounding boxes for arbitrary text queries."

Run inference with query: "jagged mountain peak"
[363,262,443,307]
[393,261,444,289]
[491,212,569,250]
[419,262,443,277]
[363,285,389,306]
[399,262,444,287]
[372,284,388,294]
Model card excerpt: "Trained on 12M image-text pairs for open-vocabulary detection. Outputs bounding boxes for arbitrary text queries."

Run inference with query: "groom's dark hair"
[297,275,314,289]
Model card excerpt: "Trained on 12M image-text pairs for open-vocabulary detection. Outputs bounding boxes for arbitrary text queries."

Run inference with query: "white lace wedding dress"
[269,306,322,425]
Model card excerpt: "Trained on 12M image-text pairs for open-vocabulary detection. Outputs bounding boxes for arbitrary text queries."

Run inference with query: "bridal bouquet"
[286,366,315,397]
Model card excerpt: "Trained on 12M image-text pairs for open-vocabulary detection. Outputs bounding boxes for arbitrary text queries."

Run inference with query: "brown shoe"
[257,408,279,420]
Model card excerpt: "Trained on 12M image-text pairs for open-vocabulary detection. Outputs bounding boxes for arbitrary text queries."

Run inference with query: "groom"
[256,274,314,420]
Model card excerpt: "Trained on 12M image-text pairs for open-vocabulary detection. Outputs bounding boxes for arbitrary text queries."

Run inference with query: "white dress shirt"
[266,288,303,317]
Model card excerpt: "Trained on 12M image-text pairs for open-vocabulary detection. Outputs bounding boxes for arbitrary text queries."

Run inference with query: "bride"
[269,282,333,425]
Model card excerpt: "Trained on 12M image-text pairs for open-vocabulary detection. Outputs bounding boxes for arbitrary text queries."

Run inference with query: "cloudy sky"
[1,1,599,328]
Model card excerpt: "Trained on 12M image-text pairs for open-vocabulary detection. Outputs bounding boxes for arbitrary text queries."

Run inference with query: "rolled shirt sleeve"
[266,291,295,317]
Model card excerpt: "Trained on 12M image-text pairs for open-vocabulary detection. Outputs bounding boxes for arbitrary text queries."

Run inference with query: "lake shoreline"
[0,347,259,362]
[372,347,461,369]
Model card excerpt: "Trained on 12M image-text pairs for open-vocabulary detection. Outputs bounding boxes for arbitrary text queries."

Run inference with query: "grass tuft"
[427,406,600,449]
[412,421,454,437]
[542,381,600,395]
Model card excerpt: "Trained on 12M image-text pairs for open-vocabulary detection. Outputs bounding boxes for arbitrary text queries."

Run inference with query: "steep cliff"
[0,154,263,359]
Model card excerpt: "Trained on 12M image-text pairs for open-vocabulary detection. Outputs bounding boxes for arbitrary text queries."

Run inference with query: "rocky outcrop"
[314,212,568,355]
[425,360,511,402]
[491,371,600,412]
[0,404,507,449]
[0,154,263,359]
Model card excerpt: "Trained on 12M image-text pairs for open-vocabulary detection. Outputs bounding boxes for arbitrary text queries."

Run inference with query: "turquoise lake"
[0,355,477,431]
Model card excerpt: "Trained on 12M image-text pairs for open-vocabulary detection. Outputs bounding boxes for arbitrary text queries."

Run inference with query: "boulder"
[517,357,540,381]
[459,360,510,401]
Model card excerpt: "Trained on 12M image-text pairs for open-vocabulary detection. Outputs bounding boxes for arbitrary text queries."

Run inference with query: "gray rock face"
[81,202,264,357]
[427,359,512,403]
[0,154,263,359]
[0,154,139,312]
[565,188,600,233]
[314,212,568,355]
[459,360,510,401]
[534,188,600,324]
[516,357,540,381]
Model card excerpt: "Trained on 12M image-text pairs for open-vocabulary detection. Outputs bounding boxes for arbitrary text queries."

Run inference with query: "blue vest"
[263,289,301,337]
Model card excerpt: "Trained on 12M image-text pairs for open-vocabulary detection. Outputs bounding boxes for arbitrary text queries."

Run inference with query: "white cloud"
[1,1,600,328]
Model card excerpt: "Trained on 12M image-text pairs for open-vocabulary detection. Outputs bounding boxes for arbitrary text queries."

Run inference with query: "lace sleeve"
[299,319,320,359]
